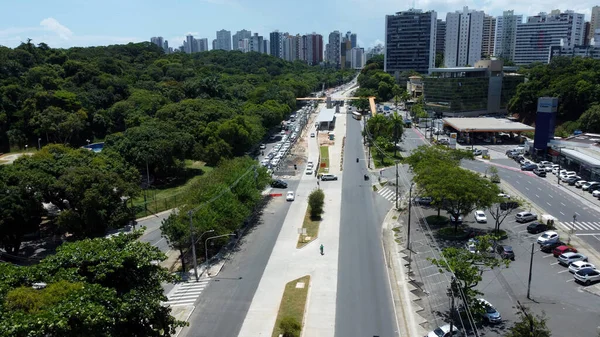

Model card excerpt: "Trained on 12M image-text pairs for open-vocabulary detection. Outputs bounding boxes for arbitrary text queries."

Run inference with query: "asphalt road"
[335,113,398,337]
[138,211,173,253]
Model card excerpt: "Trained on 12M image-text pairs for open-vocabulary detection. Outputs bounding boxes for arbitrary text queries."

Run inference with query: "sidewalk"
[238,102,345,337]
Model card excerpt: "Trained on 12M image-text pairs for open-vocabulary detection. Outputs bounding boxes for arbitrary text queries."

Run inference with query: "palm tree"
[389,112,404,158]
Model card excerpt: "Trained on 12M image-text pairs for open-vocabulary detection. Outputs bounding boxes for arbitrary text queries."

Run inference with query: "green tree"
[308,189,325,219]
[505,307,552,337]
[366,114,392,140]
[389,112,404,157]
[351,97,370,112]
[279,316,301,337]
[577,104,600,133]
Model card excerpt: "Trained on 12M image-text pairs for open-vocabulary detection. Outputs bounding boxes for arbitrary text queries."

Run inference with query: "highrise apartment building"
[185,35,194,54]
[249,33,264,53]
[263,40,270,54]
[384,9,437,74]
[283,34,300,61]
[232,30,252,51]
[494,10,523,62]
[444,6,484,68]
[351,47,365,69]
[514,10,585,65]
[196,38,208,52]
[436,20,446,55]
[270,31,284,58]
[482,15,496,58]
[151,36,170,53]
[302,33,323,65]
[588,6,600,45]
[326,31,342,67]
[215,29,231,51]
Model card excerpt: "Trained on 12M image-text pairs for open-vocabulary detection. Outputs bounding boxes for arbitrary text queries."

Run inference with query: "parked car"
[568,261,595,274]
[527,222,548,234]
[565,176,581,185]
[546,164,559,172]
[552,245,578,257]
[575,180,587,188]
[474,210,487,223]
[472,149,482,156]
[305,168,313,175]
[310,132,315,137]
[496,245,515,260]
[537,231,559,245]
[573,268,600,286]
[414,197,433,206]
[558,252,587,266]
[540,240,565,253]
[582,182,599,191]
[426,324,461,337]
[270,179,288,188]
[521,163,538,171]
[448,214,463,224]
[498,193,511,199]
[320,174,338,181]
[438,139,450,145]
[533,168,547,177]
[589,184,600,193]
[286,191,295,201]
[478,298,502,324]
[593,190,600,198]
[516,211,537,223]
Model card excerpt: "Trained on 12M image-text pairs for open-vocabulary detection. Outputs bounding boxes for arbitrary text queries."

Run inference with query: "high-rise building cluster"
[150,29,365,68]
[384,6,600,75]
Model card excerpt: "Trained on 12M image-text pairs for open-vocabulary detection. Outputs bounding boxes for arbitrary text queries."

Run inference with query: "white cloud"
[40,17,73,40]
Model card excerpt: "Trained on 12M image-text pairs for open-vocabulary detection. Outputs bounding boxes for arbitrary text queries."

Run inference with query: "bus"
[352,111,362,120]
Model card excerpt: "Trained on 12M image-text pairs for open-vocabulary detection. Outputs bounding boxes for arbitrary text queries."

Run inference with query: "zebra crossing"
[377,187,400,203]
[560,221,600,232]
[162,279,210,307]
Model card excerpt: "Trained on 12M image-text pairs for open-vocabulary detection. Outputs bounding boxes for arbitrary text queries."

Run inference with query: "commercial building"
[270,31,284,58]
[350,33,357,48]
[494,10,522,62]
[215,29,232,51]
[384,9,437,75]
[326,31,342,67]
[549,134,600,181]
[351,47,365,69]
[513,10,585,65]
[444,6,484,68]
[436,20,446,55]
[587,6,600,45]
[548,42,600,61]
[232,29,252,51]
[424,59,524,116]
[482,15,496,58]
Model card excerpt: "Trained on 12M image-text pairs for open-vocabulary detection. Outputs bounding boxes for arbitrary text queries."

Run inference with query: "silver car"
[558,252,588,266]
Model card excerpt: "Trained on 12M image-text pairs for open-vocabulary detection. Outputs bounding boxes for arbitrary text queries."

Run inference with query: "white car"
[592,190,600,198]
[583,182,599,191]
[574,268,600,286]
[498,193,511,199]
[286,191,295,201]
[305,168,313,175]
[426,324,461,337]
[259,144,266,149]
[537,231,559,245]
[575,180,587,188]
[569,261,595,274]
[474,210,487,223]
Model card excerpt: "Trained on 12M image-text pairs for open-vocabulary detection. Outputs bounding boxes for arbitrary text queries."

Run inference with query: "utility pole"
[395,161,399,209]
[557,147,562,185]
[449,277,455,336]
[368,145,371,169]
[407,182,414,250]
[189,211,199,281]
[517,300,534,335]
[527,242,534,299]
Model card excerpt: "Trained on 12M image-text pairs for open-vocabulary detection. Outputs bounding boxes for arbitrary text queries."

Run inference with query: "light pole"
[37,138,41,150]
[527,242,534,299]
[395,160,400,210]
[557,147,563,185]
[407,182,415,250]
[205,233,236,274]
[187,214,215,282]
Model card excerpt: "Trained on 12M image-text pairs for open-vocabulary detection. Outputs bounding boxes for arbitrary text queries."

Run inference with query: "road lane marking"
[561,203,566,206]
[528,181,532,184]
[560,211,565,215]
[551,262,560,265]
[558,270,570,274]
[536,194,540,198]
[549,195,553,198]
[547,202,551,206]
[425,272,441,278]
[526,187,530,191]
[537,187,542,191]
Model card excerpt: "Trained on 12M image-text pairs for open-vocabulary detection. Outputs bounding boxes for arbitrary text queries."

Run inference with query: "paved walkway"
[238,102,346,337]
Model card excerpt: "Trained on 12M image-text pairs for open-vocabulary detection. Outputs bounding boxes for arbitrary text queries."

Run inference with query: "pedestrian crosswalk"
[378,187,400,203]
[162,279,210,307]
[560,221,600,232]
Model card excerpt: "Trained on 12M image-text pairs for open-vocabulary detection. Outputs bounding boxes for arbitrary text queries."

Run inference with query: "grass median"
[271,275,311,337]
[297,207,321,248]
[319,146,329,173]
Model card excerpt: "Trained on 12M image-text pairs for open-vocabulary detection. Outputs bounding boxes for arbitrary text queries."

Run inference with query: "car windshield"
[486,306,497,314]
[541,233,550,238]
[433,328,445,337]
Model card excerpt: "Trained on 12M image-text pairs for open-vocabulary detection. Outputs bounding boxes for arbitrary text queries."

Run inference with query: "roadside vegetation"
[318,146,329,173]
[272,275,310,337]
[364,113,404,168]
[297,188,325,248]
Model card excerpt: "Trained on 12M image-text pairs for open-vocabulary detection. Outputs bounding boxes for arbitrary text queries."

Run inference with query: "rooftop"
[443,117,535,132]
[316,107,336,123]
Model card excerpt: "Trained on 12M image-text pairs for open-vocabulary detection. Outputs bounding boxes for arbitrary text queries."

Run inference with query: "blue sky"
[0,0,595,49]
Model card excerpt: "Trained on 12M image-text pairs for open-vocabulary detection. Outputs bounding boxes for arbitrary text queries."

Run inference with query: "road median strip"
[271,275,310,337]
[297,207,321,248]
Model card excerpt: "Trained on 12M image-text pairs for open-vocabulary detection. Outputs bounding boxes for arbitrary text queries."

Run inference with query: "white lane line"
[537,187,542,191]
[535,194,540,198]
[560,211,565,215]
[561,202,566,206]
[566,279,575,282]
[549,195,553,198]
[526,187,530,191]
[425,272,442,278]
[528,181,532,184]
[575,233,600,236]
[547,202,551,206]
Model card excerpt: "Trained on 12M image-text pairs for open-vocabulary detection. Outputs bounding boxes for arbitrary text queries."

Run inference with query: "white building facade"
[444,6,484,68]
[494,10,523,62]
[351,47,365,69]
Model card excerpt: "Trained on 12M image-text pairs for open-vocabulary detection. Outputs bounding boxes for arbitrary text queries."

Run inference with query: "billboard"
[534,97,558,151]
[537,97,558,113]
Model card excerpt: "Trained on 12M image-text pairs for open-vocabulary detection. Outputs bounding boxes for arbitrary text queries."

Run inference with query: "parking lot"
[409,202,600,337]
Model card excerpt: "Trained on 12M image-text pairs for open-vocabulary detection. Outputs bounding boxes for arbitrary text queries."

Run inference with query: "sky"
[0,0,596,50]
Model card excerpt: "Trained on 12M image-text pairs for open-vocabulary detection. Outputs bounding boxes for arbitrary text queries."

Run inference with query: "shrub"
[280,316,301,337]
[425,215,448,226]
[308,189,325,219]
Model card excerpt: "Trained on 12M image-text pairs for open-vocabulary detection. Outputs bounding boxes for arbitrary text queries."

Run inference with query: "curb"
[137,209,174,222]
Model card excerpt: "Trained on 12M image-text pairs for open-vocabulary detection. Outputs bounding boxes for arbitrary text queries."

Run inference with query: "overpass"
[296,96,378,115]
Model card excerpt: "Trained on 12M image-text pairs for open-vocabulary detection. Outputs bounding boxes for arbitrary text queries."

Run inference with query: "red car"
[553,245,578,257]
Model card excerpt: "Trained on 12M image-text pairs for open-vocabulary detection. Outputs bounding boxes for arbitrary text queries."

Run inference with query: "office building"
[326,31,342,67]
[232,29,252,51]
[436,20,446,55]
[249,33,263,53]
[341,39,352,68]
[270,31,284,58]
[514,11,585,65]
[587,6,600,45]
[351,47,365,69]
[494,10,523,62]
[445,6,484,68]
[385,9,437,75]
[549,43,600,61]
[482,15,496,58]
[424,59,524,116]
[215,29,231,51]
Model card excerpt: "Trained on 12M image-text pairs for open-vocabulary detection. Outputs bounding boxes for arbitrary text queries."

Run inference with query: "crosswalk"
[162,279,210,307]
[378,187,400,203]
[560,221,600,232]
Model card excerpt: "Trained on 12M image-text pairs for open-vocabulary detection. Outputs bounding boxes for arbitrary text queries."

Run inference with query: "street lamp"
[407,182,415,250]
[205,233,236,275]
[187,211,215,282]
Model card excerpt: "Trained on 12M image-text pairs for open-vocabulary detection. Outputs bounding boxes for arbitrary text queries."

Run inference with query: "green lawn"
[271,275,311,337]
[297,207,321,248]
[372,147,402,168]
[319,146,330,173]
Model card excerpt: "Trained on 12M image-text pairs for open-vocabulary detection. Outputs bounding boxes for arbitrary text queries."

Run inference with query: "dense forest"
[507,57,600,136]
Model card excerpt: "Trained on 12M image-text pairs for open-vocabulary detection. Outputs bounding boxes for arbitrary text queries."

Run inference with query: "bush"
[425,215,448,226]
[308,189,325,219]
[437,227,469,240]
[280,316,301,337]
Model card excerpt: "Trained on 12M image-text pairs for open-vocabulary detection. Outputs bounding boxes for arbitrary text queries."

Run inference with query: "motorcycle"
[364,174,369,181]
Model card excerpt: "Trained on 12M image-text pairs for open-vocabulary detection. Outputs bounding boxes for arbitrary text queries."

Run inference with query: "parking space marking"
[561,202,566,206]
[425,272,441,278]
[558,269,570,274]
[421,265,437,270]
[550,262,560,265]
[566,279,575,282]
[525,187,530,191]
[543,254,554,258]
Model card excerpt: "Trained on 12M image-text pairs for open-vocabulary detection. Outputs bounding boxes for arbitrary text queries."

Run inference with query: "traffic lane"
[336,114,397,337]
[138,211,174,253]
[180,179,300,337]
[474,219,600,337]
